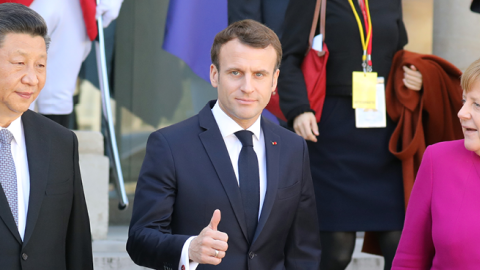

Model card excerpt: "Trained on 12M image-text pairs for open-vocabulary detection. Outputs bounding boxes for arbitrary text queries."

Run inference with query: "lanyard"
[358,0,372,67]
[348,0,372,72]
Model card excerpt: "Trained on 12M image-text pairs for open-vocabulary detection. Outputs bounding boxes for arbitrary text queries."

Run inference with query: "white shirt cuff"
[179,236,199,270]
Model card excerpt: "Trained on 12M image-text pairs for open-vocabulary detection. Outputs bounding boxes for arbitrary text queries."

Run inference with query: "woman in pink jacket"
[391,58,480,270]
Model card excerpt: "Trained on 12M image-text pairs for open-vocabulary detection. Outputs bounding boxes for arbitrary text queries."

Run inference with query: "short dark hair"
[211,19,282,71]
[0,3,49,49]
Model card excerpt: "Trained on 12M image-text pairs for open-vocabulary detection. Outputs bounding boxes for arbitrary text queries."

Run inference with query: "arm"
[66,132,93,270]
[96,0,124,28]
[126,131,190,269]
[278,0,316,123]
[395,2,423,92]
[278,0,319,141]
[30,0,62,36]
[284,140,321,269]
[396,1,408,52]
[392,147,435,270]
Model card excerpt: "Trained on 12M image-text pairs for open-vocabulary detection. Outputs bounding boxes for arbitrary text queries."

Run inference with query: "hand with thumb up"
[188,209,229,265]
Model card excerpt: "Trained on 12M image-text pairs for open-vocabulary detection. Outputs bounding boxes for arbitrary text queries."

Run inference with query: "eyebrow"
[224,67,270,75]
[254,69,270,75]
[15,50,47,59]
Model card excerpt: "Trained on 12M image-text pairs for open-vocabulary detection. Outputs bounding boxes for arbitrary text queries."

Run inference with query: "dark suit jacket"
[127,101,321,270]
[472,0,480,13]
[278,0,408,122]
[227,0,289,39]
[0,110,93,270]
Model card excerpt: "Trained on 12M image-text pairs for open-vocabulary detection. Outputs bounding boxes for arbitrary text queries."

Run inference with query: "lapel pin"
[271,141,277,145]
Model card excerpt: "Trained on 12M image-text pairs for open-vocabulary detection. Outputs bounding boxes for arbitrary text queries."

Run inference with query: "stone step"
[94,226,384,270]
[346,239,384,270]
[93,226,148,270]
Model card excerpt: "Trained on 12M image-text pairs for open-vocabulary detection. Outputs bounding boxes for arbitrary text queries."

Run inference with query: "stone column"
[403,0,434,54]
[75,131,110,240]
[433,0,480,71]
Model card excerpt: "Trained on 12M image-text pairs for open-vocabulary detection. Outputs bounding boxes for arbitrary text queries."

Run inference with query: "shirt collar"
[211,101,261,140]
[0,116,23,145]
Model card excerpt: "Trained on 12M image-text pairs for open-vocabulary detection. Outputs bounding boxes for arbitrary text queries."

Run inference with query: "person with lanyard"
[278,0,423,269]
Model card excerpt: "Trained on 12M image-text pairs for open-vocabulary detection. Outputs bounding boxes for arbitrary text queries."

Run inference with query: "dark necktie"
[0,129,18,227]
[234,130,260,243]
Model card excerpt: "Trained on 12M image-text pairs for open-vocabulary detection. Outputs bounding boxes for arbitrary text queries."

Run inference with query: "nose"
[21,66,39,86]
[240,75,254,94]
[458,102,470,120]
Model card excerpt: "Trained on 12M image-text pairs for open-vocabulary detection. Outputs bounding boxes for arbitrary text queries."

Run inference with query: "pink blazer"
[392,140,480,270]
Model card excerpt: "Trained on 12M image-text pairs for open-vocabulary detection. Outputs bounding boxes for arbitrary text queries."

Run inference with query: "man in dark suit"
[0,3,93,270]
[127,19,321,270]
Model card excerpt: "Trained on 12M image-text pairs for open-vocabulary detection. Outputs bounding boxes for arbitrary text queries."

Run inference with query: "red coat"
[386,50,464,208]
[0,0,97,40]
[364,50,464,256]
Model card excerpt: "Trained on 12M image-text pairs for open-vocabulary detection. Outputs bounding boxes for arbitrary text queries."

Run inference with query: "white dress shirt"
[178,102,267,270]
[0,117,30,241]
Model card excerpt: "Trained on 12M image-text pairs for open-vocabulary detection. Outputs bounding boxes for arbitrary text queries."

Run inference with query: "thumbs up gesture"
[188,210,229,265]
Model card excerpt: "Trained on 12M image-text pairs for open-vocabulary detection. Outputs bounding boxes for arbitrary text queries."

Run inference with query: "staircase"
[93,227,384,270]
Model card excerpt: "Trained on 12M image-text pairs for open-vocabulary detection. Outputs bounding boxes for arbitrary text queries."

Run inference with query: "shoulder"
[425,139,469,160]
[149,114,201,145]
[23,110,76,142]
[422,140,473,176]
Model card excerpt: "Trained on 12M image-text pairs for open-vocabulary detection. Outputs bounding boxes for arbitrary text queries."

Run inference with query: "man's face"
[0,33,46,123]
[210,38,279,129]
[458,79,480,156]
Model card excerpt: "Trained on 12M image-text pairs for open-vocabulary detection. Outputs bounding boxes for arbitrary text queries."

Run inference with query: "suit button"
[248,252,255,259]
[22,253,28,261]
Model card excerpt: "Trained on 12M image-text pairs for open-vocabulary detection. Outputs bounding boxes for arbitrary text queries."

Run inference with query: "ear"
[210,64,219,88]
[271,68,280,93]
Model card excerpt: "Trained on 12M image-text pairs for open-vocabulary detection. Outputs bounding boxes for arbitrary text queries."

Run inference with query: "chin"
[464,139,480,153]
[8,105,30,115]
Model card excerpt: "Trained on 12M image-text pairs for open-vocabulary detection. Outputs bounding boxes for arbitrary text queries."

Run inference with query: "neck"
[217,102,259,130]
[236,119,256,130]
[0,114,20,128]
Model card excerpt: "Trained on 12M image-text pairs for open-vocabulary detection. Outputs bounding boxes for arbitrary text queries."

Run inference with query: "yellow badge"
[352,71,377,109]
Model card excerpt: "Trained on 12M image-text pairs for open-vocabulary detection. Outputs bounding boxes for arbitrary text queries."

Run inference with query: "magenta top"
[392,140,480,270]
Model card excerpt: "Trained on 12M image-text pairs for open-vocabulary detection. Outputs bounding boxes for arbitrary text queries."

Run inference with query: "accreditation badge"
[355,77,386,128]
[352,71,377,109]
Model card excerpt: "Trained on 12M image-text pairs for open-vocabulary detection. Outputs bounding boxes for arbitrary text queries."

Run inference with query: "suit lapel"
[21,110,50,246]
[252,117,280,243]
[198,101,249,242]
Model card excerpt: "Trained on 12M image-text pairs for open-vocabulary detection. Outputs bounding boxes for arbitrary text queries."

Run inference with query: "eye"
[462,99,466,104]
[231,71,240,76]
[474,102,480,108]
[255,73,264,77]
[16,62,25,65]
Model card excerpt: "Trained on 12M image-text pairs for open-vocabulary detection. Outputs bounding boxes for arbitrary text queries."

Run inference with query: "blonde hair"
[461,58,480,92]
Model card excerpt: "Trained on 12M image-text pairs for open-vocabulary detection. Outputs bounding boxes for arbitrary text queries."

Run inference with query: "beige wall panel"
[403,0,434,54]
